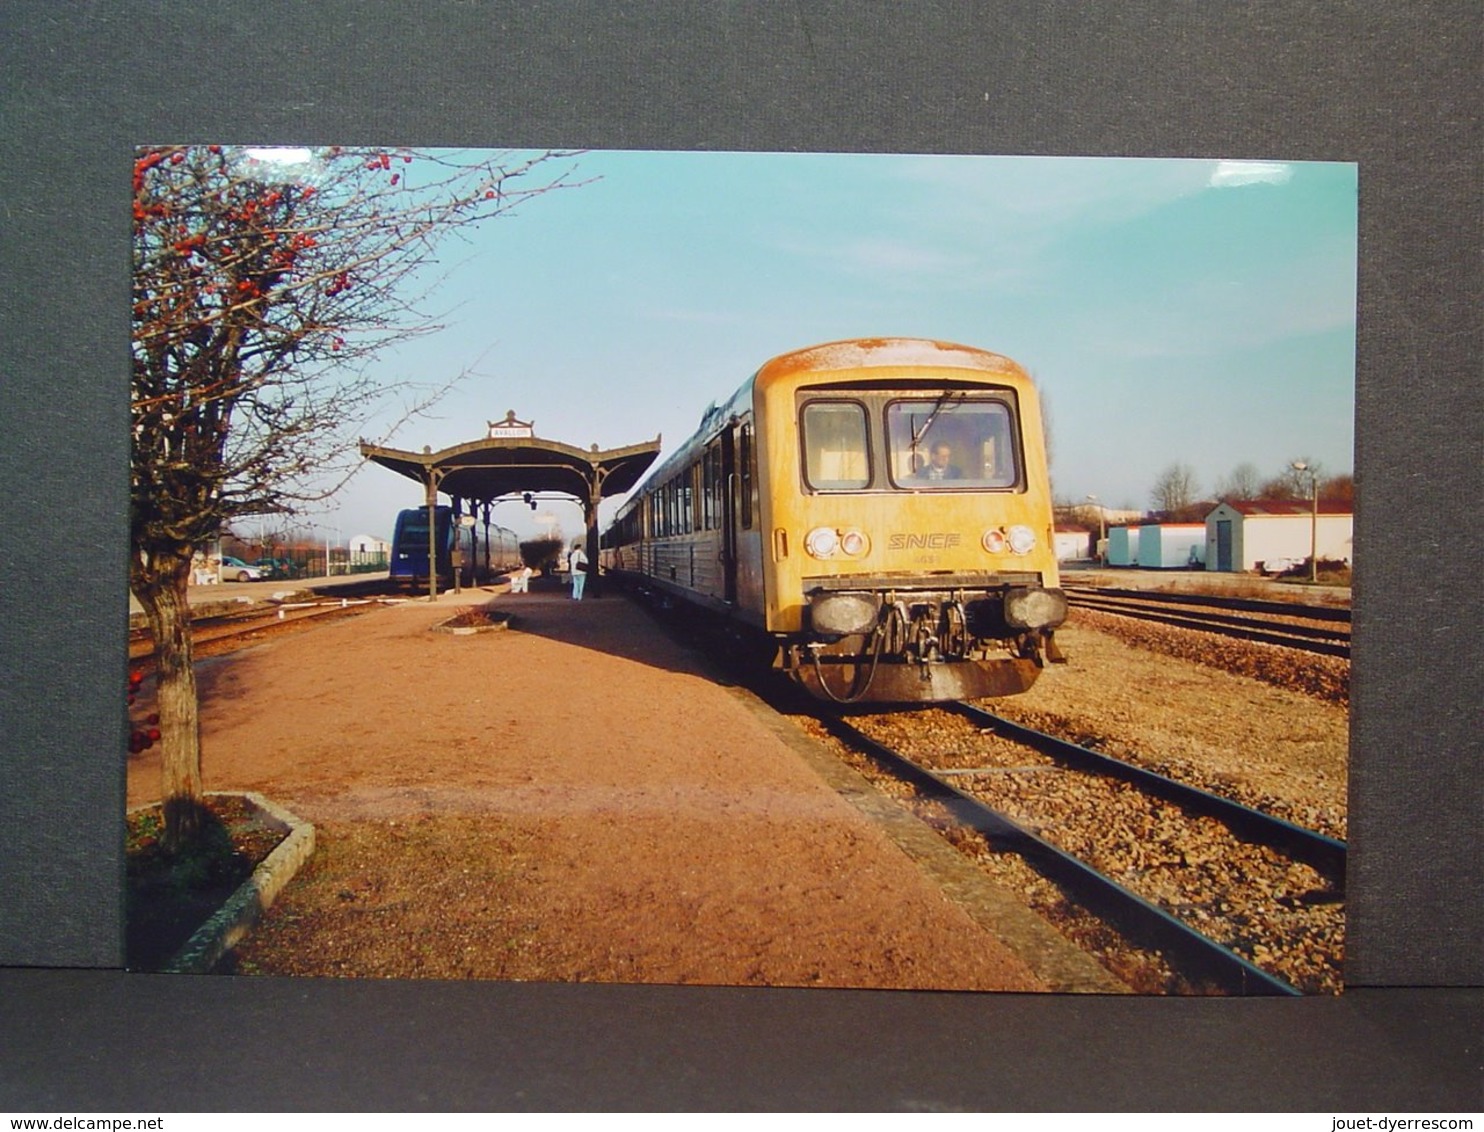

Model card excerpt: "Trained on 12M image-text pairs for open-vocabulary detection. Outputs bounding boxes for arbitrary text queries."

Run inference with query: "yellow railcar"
[604,337,1067,704]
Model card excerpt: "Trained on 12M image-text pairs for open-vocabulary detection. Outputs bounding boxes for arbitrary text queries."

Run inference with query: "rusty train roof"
[610,337,1034,523]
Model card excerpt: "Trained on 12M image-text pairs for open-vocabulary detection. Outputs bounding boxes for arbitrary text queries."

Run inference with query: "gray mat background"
[1,0,1478,1111]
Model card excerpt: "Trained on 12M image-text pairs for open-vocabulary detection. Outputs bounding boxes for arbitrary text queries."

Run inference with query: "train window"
[707,441,724,530]
[700,449,715,531]
[885,396,1019,490]
[739,423,754,529]
[800,400,871,491]
[701,448,713,530]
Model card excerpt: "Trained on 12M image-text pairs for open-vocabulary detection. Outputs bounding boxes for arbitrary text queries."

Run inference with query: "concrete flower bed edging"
[160,791,316,974]
[432,607,512,635]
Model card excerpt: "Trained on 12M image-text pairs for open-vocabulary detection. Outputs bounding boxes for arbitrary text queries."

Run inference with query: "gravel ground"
[1003,611,1349,835]
[780,608,1349,993]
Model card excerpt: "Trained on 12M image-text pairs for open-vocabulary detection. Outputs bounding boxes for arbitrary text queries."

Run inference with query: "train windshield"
[800,400,871,490]
[396,515,431,546]
[886,395,1018,489]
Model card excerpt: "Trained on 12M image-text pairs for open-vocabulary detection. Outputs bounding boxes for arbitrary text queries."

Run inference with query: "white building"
[348,533,390,565]
[1054,527,1094,561]
[1204,501,1353,573]
[1137,523,1207,568]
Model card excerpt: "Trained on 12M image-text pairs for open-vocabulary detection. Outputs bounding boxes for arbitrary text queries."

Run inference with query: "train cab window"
[886,396,1019,490]
[800,400,871,491]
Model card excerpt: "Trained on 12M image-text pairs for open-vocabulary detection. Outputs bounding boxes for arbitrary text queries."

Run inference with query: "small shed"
[1137,523,1207,569]
[1106,525,1140,567]
[1204,500,1354,573]
[1054,527,1094,562]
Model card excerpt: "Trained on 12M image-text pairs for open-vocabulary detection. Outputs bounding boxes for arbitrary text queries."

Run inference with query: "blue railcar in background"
[389,506,474,588]
[389,505,522,589]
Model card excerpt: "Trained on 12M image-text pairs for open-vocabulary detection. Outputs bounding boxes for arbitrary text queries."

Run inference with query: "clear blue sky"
[312,150,1357,544]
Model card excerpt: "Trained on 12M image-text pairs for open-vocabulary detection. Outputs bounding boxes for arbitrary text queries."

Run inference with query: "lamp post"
[1086,494,1106,564]
[310,522,340,578]
[1291,461,1319,583]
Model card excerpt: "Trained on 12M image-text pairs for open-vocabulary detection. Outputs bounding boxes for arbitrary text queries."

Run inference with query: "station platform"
[125,576,1120,993]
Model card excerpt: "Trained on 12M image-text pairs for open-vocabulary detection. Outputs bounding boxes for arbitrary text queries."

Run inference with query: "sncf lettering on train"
[887,532,963,550]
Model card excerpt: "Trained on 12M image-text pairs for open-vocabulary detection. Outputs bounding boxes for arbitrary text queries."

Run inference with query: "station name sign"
[488,411,535,440]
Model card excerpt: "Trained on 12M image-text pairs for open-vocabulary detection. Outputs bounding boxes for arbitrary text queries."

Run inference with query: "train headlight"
[810,592,879,636]
[981,528,1007,554]
[805,526,840,558]
[1007,525,1037,555]
[1004,586,1068,630]
[807,526,871,559]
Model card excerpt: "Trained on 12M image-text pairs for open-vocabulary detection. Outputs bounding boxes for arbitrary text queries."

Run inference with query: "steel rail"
[1065,593,1351,658]
[816,712,1303,996]
[953,703,1347,881]
[1067,592,1350,643]
[128,602,380,662]
[1061,583,1351,623]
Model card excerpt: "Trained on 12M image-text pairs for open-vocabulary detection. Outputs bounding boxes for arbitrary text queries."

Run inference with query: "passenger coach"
[603,337,1068,704]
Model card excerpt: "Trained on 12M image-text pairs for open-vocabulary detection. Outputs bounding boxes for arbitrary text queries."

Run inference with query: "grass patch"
[126,795,286,971]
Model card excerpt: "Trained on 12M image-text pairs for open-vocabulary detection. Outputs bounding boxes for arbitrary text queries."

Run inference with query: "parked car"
[253,557,291,579]
[219,556,263,582]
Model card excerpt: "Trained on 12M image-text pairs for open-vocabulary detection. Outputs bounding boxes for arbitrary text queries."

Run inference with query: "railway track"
[1062,583,1351,658]
[813,703,1346,995]
[128,596,397,664]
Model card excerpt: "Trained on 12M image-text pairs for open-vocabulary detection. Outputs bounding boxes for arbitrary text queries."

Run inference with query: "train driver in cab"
[915,440,963,482]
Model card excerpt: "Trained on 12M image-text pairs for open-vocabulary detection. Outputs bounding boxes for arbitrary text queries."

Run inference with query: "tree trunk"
[131,548,206,853]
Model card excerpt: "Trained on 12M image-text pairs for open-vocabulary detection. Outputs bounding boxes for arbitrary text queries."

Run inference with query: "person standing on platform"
[569,542,588,600]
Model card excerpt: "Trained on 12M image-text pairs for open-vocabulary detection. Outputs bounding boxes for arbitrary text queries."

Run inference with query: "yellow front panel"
[754,352,1059,634]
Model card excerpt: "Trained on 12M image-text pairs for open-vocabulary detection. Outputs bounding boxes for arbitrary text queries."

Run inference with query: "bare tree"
[1320,471,1354,506]
[1215,461,1262,501]
[132,145,584,849]
[1149,462,1200,515]
[1259,457,1325,501]
[519,536,566,574]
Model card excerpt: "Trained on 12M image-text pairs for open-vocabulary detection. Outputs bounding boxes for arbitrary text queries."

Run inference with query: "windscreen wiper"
[910,391,964,455]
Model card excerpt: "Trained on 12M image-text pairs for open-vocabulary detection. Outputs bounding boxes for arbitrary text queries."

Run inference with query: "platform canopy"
[360,414,662,599]
[359,413,661,517]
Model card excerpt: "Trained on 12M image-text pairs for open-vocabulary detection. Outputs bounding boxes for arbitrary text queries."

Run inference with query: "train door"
[720,426,738,603]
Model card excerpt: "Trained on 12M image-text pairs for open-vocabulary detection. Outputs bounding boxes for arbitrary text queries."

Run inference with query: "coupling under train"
[601,337,1068,704]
